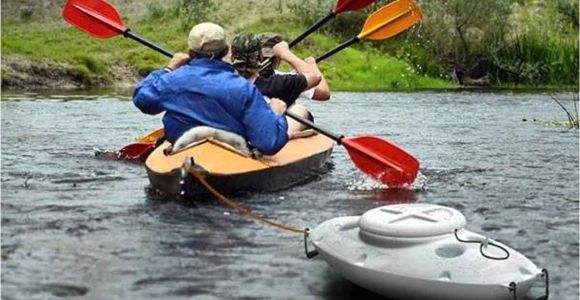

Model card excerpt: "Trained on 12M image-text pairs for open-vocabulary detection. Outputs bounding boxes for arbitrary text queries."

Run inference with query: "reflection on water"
[1,91,578,300]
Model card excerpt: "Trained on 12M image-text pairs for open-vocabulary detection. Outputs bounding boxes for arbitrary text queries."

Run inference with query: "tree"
[410,0,513,84]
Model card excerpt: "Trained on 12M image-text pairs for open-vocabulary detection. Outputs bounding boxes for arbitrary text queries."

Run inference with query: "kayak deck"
[145,134,334,198]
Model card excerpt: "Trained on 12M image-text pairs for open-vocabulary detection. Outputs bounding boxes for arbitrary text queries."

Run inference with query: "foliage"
[1,0,577,90]
[19,7,34,20]
[555,0,579,30]
[174,0,217,30]
[404,0,512,83]
[146,2,167,20]
[489,33,579,85]
[287,0,579,87]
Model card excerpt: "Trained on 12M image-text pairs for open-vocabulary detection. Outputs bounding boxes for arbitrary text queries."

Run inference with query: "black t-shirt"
[254,74,308,106]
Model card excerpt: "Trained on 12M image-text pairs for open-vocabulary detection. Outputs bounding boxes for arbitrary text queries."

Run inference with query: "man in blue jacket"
[133,23,289,155]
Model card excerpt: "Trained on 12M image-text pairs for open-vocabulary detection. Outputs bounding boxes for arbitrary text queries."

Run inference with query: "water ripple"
[1,92,577,300]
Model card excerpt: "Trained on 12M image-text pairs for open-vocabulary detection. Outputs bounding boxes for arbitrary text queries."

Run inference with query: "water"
[1,91,578,300]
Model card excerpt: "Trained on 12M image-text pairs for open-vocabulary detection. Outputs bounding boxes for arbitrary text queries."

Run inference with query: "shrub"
[174,0,216,30]
[147,2,167,20]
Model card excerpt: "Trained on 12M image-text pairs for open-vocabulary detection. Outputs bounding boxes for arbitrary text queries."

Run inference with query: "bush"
[147,2,167,20]
[174,0,217,30]
[489,33,579,85]
[19,8,34,20]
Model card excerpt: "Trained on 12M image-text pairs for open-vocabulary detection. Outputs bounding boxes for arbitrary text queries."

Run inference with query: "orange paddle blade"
[341,136,419,187]
[135,128,165,143]
[334,0,377,14]
[62,0,126,38]
[357,0,422,41]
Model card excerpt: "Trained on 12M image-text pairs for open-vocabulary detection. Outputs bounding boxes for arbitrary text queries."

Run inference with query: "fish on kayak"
[306,203,549,300]
[145,126,334,198]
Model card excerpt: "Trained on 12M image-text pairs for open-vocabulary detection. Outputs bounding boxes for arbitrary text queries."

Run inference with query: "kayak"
[307,203,548,300]
[145,128,334,198]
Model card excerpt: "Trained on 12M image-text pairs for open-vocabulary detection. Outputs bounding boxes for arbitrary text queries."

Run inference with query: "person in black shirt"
[258,32,330,101]
[231,32,326,136]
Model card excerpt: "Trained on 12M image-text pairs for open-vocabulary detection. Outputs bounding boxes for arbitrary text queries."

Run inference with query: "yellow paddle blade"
[357,0,422,41]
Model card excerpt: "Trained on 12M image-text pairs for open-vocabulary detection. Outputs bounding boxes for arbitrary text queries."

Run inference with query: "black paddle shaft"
[258,11,338,73]
[289,11,337,48]
[315,37,360,63]
[123,29,173,58]
[285,110,344,143]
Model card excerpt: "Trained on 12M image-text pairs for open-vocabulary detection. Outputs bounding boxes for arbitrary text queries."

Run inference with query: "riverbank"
[1,0,578,92]
[0,0,455,91]
[1,15,454,91]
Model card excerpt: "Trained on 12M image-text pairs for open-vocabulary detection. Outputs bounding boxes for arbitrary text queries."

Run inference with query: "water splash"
[410,172,428,191]
[347,171,427,192]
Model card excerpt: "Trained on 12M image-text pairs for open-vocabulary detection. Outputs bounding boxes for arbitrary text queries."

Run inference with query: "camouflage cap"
[258,32,283,58]
[231,32,262,71]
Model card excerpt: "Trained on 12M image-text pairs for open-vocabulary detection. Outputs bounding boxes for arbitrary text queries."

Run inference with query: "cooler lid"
[359,204,466,238]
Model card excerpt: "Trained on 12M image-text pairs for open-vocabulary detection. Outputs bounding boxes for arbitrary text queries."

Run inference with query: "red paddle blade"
[117,128,164,160]
[334,0,377,14]
[62,0,126,38]
[341,136,419,187]
[117,142,156,161]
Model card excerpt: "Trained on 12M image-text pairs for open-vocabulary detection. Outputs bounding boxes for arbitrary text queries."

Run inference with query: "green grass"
[1,17,187,86]
[2,14,453,91]
[2,0,577,90]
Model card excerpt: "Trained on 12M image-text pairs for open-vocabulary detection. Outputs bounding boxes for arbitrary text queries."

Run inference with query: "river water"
[1,91,578,300]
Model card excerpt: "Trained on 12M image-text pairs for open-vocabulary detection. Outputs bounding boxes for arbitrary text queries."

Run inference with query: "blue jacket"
[133,58,288,155]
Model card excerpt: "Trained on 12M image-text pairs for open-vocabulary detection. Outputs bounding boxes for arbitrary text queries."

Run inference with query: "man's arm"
[305,57,330,101]
[272,42,322,90]
[133,53,191,114]
[133,70,168,115]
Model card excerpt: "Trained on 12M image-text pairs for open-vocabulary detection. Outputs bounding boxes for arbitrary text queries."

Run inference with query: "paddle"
[63,0,421,186]
[285,111,418,187]
[274,0,424,185]
[116,128,165,161]
[289,0,377,48]
[316,0,422,62]
[62,0,173,58]
[258,0,421,71]
[62,0,172,159]
[258,0,377,69]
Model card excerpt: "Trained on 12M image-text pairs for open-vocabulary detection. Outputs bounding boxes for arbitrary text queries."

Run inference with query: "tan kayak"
[145,132,334,198]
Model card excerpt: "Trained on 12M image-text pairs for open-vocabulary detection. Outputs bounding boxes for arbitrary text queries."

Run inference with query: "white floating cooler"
[305,204,548,300]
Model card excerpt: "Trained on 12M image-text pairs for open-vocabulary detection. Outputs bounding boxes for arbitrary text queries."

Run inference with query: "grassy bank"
[1,3,454,91]
[2,0,577,91]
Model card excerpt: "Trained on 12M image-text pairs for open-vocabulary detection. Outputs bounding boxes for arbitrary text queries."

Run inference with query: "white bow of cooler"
[306,203,548,300]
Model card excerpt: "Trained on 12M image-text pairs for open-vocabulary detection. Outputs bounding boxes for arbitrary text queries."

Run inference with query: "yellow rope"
[188,167,306,234]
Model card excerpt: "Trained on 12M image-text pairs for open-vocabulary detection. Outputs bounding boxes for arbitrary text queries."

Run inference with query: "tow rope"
[184,157,306,234]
